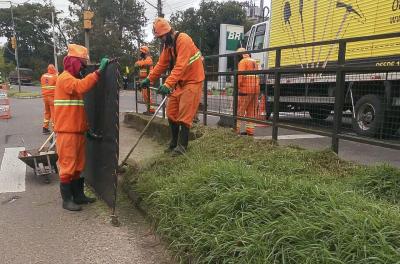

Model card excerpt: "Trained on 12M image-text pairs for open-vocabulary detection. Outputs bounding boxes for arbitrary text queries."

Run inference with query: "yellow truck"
[246,0,400,136]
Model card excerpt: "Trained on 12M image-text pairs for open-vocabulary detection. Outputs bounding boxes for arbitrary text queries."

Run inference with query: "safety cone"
[0,89,11,119]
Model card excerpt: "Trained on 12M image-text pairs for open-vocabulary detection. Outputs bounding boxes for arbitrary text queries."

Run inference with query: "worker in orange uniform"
[140,18,204,155]
[236,47,260,136]
[54,44,109,211]
[135,46,155,115]
[40,64,58,134]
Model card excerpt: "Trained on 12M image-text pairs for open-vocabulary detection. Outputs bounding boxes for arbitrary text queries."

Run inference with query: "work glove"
[157,84,171,96]
[98,57,109,73]
[139,78,150,89]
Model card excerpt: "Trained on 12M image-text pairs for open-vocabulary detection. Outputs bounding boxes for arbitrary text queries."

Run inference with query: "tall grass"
[125,128,400,263]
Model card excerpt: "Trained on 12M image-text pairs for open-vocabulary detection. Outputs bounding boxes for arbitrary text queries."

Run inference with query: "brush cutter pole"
[119,95,168,167]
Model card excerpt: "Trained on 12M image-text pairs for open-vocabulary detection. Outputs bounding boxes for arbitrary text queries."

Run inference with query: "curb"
[10,95,42,99]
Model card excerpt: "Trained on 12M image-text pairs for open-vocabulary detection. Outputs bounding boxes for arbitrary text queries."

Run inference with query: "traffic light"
[83,10,94,29]
[11,36,16,49]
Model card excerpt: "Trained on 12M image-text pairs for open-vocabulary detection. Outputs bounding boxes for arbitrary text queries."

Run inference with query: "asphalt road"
[0,86,171,264]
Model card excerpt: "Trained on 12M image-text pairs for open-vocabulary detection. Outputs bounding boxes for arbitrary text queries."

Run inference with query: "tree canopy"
[170,0,251,56]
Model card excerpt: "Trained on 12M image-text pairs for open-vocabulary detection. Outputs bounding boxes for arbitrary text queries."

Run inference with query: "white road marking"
[255,134,326,140]
[0,147,26,193]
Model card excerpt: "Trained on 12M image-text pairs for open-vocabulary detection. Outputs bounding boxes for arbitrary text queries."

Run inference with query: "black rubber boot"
[165,120,180,153]
[42,127,50,135]
[71,178,96,205]
[60,183,82,211]
[172,125,190,156]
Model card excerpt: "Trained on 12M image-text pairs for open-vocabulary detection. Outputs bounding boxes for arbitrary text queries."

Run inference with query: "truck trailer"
[246,0,400,137]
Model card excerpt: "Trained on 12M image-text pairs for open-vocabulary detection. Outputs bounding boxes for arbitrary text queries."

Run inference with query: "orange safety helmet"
[140,46,150,54]
[67,44,89,60]
[152,17,172,38]
[47,64,57,74]
[237,47,250,58]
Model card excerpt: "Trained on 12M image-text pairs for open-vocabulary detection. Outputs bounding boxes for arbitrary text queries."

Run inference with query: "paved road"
[0,86,171,264]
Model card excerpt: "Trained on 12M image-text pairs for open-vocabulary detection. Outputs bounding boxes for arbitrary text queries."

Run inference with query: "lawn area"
[123,127,400,263]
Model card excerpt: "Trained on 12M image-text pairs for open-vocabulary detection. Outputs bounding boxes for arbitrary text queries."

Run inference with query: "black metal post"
[233,55,239,130]
[332,41,347,153]
[272,49,281,141]
[134,77,138,114]
[203,78,208,125]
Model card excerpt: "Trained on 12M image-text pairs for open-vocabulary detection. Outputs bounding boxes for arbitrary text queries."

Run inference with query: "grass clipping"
[125,128,400,263]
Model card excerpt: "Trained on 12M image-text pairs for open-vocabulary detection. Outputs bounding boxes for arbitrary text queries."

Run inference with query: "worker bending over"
[140,17,205,155]
[135,46,155,114]
[54,44,109,211]
[236,47,260,136]
[40,64,58,134]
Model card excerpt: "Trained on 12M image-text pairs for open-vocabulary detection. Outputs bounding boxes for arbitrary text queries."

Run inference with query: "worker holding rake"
[140,17,205,156]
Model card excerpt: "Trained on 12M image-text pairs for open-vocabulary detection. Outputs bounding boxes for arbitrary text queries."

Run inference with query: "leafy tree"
[0,2,58,79]
[170,0,251,56]
[64,0,147,66]
[0,46,15,80]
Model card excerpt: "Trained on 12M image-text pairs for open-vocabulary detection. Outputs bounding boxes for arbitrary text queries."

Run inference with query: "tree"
[0,2,58,79]
[0,46,15,80]
[170,0,251,56]
[64,0,147,66]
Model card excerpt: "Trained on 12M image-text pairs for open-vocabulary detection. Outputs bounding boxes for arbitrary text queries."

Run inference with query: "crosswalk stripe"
[0,147,26,193]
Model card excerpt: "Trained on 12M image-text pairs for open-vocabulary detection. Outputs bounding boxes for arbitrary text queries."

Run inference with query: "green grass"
[7,88,41,98]
[124,128,400,263]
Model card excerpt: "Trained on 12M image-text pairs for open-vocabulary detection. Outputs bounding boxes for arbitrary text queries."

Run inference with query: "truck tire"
[352,94,383,137]
[309,107,331,120]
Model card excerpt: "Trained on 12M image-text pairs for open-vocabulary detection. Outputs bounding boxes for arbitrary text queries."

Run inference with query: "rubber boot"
[60,183,82,211]
[172,125,189,156]
[71,178,96,204]
[42,127,50,135]
[165,120,180,153]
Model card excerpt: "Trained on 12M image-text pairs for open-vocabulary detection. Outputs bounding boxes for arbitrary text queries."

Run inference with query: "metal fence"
[202,32,400,153]
[132,32,400,153]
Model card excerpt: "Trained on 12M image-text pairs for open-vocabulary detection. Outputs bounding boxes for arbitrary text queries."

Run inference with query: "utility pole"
[8,1,21,92]
[157,0,163,17]
[83,0,90,61]
[51,12,58,72]
[259,0,264,22]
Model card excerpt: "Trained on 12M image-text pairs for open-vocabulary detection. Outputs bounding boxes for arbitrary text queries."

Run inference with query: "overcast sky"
[0,0,267,44]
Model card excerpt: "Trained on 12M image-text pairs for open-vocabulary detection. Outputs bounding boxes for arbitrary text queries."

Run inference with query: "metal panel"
[83,64,119,208]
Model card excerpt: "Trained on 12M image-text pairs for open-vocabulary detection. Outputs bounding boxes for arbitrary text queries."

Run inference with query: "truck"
[246,0,400,137]
[9,68,33,85]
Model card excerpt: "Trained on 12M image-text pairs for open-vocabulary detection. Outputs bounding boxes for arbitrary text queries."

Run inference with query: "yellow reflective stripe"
[42,86,56,89]
[54,99,84,106]
[188,51,201,65]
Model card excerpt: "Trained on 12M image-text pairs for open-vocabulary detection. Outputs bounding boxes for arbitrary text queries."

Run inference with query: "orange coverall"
[148,33,205,127]
[40,65,58,129]
[54,71,99,184]
[237,55,260,136]
[135,56,154,112]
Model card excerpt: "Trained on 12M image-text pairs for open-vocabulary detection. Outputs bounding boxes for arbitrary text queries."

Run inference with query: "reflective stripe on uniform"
[42,86,56,90]
[188,51,202,65]
[54,99,85,106]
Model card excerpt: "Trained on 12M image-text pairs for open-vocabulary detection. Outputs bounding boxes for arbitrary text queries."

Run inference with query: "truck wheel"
[309,108,331,120]
[352,94,383,137]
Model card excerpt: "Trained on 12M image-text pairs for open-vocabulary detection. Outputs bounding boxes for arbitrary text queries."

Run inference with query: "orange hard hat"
[47,64,56,74]
[140,46,149,54]
[67,44,89,60]
[237,47,249,58]
[152,17,172,38]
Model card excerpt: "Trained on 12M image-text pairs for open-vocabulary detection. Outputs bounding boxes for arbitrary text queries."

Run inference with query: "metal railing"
[132,32,400,152]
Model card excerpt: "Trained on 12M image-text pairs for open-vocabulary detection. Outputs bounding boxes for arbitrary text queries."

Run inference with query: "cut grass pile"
[124,128,400,263]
